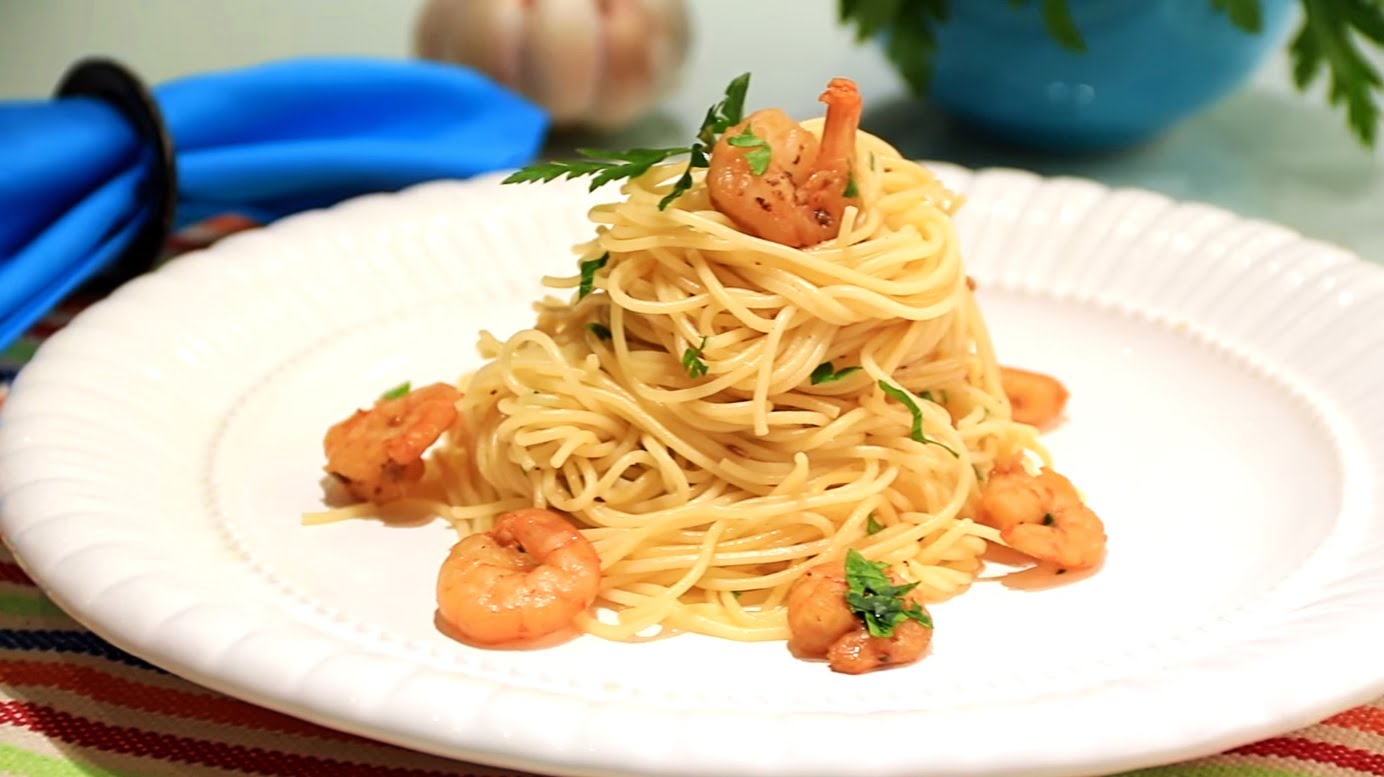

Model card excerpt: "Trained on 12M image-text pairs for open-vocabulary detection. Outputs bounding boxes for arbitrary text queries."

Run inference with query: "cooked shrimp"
[707,77,862,247]
[826,619,932,675]
[323,382,461,503]
[436,508,601,645]
[786,560,933,674]
[786,563,858,657]
[978,457,1106,571]
[1001,366,1069,428]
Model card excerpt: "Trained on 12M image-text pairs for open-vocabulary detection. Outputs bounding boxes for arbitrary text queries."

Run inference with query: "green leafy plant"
[838,0,1384,147]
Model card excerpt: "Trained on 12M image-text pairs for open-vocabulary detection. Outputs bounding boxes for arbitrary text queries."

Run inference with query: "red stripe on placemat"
[0,660,358,742]
[1232,737,1384,774]
[0,701,469,777]
[0,562,34,586]
[1329,706,1384,737]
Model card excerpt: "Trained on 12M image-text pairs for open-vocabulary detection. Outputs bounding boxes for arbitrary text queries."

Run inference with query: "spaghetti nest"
[434,125,1044,642]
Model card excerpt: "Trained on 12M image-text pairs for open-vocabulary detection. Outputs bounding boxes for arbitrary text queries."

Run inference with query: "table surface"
[1,0,1380,264]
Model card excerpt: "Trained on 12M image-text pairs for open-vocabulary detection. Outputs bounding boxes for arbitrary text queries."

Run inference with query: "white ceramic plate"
[3,167,1383,777]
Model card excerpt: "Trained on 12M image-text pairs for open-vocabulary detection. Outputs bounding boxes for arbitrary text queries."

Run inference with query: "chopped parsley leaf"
[578,253,609,299]
[843,171,859,197]
[658,144,710,210]
[587,322,613,340]
[843,549,932,637]
[810,361,862,385]
[682,336,710,378]
[878,380,960,457]
[696,72,752,146]
[866,513,883,534]
[727,125,772,175]
[379,381,411,401]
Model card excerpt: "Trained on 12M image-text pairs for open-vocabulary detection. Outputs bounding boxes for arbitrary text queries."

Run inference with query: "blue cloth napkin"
[0,57,549,350]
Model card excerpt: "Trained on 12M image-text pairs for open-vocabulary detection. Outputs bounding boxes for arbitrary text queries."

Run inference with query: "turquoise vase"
[914,0,1297,150]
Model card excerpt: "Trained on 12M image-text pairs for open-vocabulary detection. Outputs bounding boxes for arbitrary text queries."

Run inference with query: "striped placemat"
[2,540,1382,777]
[2,219,1383,777]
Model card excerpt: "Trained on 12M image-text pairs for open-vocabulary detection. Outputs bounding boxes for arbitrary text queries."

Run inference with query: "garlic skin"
[414,0,691,130]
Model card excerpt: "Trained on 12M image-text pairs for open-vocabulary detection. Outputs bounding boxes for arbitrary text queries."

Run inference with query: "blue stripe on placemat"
[0,629,164,672]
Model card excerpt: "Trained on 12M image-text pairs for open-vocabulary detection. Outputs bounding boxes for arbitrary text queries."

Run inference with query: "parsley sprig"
[844,549,933,637]
[379,381,411,401]
[839,0,1384,147]
[502,147,693,191]
[661,72,753,209]
[503,73,754,207]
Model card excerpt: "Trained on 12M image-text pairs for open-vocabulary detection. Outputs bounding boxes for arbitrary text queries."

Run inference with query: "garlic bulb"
[414,0,691,130]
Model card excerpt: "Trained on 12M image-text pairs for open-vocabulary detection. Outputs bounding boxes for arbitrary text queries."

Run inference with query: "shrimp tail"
[817,78,862,163]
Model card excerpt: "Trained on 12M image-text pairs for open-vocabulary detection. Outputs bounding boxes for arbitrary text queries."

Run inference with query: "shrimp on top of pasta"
[313,74,1105,674]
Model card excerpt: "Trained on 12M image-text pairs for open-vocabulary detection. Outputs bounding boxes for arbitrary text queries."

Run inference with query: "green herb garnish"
[866,513,884,534]
[843,171,859,198]
[658,146,708,210]
[502,146,694,191]
[578,253,609,299]
[920,389,950,405]
[869,151,877,171]
[726,125,772,175]
[587,322,613,340]
[878,380,959,457]
[658,73,753,209]
[844,549,933,637]
[698,73,752,144]
[504,74,754,205]
[379,381,411,401]
[810,362,862,385]
[682,336,710,378]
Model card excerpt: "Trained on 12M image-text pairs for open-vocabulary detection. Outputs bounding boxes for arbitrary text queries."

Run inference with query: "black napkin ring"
[55,57,177,293]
